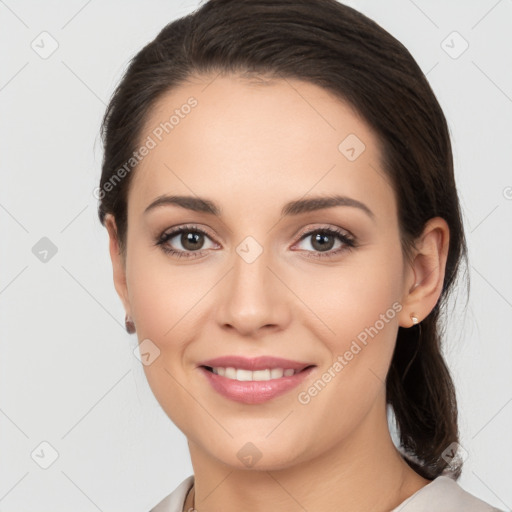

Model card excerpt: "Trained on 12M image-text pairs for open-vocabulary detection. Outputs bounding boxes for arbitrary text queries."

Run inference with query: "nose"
[216,244,291,337]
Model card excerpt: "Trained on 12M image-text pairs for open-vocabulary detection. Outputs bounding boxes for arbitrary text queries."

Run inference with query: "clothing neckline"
[179,474,450,511]
[389,475,450,511]
[151,473,501,512]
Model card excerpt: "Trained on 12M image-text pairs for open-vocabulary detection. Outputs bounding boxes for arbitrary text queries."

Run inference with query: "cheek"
[126,244,208,343]
[295,241,404,343]
[292,242,404,402]
[126,248,205,431]
[292,287,402,443]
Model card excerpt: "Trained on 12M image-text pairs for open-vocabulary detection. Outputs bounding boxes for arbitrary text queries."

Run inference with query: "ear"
[104,214,131,317]
[398,217,450,328]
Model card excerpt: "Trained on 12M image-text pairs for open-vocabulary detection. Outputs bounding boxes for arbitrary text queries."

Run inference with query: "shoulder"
[391,476,505,512]
[148,475,194,512]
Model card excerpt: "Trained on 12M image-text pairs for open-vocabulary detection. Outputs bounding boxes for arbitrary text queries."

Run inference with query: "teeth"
[253,369,271,380]
[270,368,283,379]
[210,367,299,381]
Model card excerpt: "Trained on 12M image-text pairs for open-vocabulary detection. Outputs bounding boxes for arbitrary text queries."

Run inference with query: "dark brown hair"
[98,0,469,480]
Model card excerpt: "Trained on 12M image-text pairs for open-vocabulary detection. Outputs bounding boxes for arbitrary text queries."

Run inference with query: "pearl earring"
[410,314,419,326]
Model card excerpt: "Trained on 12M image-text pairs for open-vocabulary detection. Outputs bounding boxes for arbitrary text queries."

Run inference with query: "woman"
[96,0,503,510]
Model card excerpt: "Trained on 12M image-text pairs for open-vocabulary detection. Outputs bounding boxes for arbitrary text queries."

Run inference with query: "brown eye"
[294,227,356,259]
[179,231,205,251]
[310,231,336,252]
[156,225,217,258]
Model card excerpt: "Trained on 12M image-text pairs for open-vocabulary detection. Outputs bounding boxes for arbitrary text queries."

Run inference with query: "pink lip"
[198,355,313,371]
[198,362,316,405]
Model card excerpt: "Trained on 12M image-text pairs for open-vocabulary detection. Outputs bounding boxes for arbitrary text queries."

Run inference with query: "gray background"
[1,0,511,510]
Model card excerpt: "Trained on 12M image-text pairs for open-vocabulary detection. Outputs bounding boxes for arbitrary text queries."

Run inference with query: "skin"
[105,74,449,512]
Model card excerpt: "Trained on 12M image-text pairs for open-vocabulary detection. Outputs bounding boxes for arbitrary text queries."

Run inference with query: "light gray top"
[149,474,504,512]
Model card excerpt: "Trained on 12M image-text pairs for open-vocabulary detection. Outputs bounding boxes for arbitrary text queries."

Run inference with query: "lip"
[198,356,317,405]
[198,355,314,372]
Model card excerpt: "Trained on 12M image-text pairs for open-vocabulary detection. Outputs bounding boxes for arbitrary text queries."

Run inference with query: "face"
[107,74,425,470]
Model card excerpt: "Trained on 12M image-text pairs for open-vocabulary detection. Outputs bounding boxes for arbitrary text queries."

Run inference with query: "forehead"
[128,74,395,222]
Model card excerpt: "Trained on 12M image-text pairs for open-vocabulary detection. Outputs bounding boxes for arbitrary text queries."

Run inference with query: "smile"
[199,364,316,404]
[206,366,301,381]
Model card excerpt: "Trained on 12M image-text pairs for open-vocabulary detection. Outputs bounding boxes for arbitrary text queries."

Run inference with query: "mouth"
[200,364,315,382]
[198,363,317,404]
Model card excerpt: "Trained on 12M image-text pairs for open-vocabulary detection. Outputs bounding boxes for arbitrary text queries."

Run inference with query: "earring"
[410,314,419,326]
[125,314,136,334]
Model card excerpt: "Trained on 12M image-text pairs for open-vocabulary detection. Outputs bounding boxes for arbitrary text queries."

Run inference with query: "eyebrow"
[144,194,375,220]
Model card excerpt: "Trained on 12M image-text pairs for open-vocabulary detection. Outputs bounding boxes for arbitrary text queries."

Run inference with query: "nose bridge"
[218,233,287,334]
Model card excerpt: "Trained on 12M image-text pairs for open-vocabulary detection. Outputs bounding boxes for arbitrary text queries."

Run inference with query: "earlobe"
[105,214,131,318]
[399,217,450,328]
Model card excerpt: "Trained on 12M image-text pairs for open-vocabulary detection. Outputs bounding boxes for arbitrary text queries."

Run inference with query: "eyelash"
[155,224,357,260]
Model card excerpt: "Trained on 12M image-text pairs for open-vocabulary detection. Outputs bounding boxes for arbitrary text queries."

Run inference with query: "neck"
[186,396,430,512]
